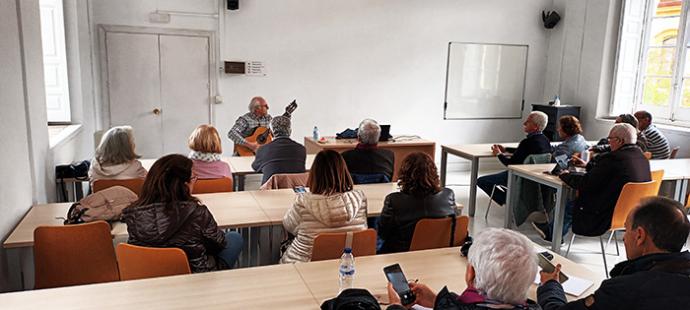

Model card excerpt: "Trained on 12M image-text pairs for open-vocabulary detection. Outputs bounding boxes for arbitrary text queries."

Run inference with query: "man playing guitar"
[227,96,297,156]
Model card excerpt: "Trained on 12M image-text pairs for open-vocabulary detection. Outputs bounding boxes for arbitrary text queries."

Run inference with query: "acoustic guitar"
[235,100,298,156]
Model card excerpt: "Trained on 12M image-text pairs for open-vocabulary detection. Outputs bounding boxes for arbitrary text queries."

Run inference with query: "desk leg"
[504,171,518,228]
[440,150,448,187]
[468,157,479,217]
[237,175,246,191]
[551,187,567,254]
[7,248,23,291]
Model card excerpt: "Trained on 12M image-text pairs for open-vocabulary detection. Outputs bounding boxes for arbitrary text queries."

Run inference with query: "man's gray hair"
[528,111,548,132]
[610,123,637,145]
[95,126,140,165]
[467,228,537,305]
[248,96,266,112]
[357,119,381,145]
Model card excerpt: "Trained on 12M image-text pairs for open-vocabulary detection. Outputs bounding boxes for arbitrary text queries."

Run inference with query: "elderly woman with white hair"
[477,111,552,206]
[533,123,651,241]
[341,119,395,183]
[89,125,147,184]
[386,228,541,309]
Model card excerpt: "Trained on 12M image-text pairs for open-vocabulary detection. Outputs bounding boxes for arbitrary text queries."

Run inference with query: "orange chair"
[566,180,661,277]
[651,170,664,189]
[34,221,119,289]
[92,178,145,196]
[311,229,377,261]
[409,216,470,251]
[116,243,191,281]
[192,177,233,194]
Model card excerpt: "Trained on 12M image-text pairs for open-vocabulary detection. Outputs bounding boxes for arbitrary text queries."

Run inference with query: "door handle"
[152,108,161,115]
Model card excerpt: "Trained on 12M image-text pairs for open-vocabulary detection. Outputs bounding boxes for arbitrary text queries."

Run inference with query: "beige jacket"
[89,159,147,184]
[280,189,368,263]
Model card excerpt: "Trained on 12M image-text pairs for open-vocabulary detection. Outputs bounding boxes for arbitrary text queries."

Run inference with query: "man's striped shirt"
[642,124,670,159]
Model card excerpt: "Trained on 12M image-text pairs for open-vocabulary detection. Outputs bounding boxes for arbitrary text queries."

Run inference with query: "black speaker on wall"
[227,0,239,10]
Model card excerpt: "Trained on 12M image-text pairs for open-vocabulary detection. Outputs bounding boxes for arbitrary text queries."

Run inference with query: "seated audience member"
[251,115,306,184]
[634,110,670,159]
[89,126,147,183]
[591,114,648,154]
[386,228,540,310]
[538,197,690,310]
[187,124,232,179]
[533,123,651,241]
[552,116,588,158]
[378,152,456,254]
[281,150,367,263]
[342,119,395,183]
[477,111,551,205]
[122,154,243,272]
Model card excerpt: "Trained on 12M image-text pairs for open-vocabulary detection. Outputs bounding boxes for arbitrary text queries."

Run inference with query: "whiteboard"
[443,42,528,119]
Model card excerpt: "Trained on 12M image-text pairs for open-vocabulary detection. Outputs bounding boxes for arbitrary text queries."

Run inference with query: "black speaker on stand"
[227,0,239,10]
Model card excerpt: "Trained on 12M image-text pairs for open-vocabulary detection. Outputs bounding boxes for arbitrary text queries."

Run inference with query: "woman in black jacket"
[377,152,456,254]
[122,154,243,272]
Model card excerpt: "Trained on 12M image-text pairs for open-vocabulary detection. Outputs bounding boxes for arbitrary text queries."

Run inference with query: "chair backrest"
[311,229,377,261]
[34,221,119,289]
[92,178,145,196]
[350,173,390,185]
[643,151,652,160]
[524,153,552,164]
[259,172,309,190]
[409,216,470,251]
[610,181,662,230]
[670,147,680,159]
[116,243,191,281]
[192,177,233,194]
[651,170,664,184]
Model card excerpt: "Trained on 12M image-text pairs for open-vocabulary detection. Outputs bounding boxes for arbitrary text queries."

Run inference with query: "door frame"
[97,24,217,130]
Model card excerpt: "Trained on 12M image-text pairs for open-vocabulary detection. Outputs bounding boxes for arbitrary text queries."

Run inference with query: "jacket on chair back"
[122,201,226,273]
[377,188,456,254]
[280,190,368,263]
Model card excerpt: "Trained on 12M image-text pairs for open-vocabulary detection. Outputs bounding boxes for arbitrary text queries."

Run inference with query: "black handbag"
[56,160,91,201]
[320,288,381,310]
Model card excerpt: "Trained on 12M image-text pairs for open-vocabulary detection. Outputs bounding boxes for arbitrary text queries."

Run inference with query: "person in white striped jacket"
[634,111,671,159]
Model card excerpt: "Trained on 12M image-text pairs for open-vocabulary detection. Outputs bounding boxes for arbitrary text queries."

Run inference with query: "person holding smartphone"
[385,228,540,309]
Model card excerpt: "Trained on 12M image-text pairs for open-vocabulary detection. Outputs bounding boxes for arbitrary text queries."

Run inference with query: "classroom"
[1,0,689,309]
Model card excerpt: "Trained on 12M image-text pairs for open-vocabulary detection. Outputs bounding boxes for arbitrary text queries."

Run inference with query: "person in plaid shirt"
[227,96,272,154]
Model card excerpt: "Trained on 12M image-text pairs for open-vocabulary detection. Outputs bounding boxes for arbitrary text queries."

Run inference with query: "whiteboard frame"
[443,42,529,120]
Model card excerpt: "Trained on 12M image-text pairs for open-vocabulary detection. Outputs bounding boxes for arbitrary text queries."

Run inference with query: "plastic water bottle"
[554,95,561,106]
[338,247,355,292]
[313,126,320,140]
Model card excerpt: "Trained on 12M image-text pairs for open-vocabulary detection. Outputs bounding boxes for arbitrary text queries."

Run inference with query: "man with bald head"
[538,196,690,309]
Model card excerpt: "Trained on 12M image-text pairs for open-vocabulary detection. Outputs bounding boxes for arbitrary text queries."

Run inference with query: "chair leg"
[485,185,497,220]
[599,236,609,278]
[565,234,576,257]
[613,231,620,256]
[605,231,615,255]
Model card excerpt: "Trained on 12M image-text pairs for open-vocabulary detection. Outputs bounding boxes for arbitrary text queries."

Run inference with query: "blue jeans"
[217,231,243,269]
[477,171,508,205]
[547,200,574,239]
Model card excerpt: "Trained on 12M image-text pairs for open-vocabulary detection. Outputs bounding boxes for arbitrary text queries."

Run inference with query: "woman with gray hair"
[387,228,540,309]
[89,125,147,184]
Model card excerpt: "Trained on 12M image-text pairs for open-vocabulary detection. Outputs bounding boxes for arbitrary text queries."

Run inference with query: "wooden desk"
[305,137,435,181]
[142,154,317,191]
[295,246,602,304]
[0,264,319,310]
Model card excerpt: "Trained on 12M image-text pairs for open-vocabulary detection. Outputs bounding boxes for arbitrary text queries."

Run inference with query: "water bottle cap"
[343,247,352,253]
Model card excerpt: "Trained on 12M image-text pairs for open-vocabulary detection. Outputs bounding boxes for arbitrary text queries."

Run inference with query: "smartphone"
[537,253,569,283]
[293,186,306,193]
[383,264,416,306]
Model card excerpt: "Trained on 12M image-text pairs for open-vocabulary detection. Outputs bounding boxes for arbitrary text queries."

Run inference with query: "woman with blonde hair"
[280,150,368,263]
[188,124,232,179]
[89,126,147,183]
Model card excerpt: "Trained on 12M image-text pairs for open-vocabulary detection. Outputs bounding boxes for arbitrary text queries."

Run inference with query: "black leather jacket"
[377,188,456,254]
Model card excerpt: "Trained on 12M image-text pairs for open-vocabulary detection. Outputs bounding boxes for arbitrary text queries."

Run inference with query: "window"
[39,0,71,123]
[612,0,690,124]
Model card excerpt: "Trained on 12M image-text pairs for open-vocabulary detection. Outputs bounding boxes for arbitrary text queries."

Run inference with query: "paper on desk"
[533,274,594,297]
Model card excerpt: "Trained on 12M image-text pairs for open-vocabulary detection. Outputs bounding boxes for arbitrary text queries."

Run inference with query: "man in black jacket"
[251,115,306,184]
[477,111,552,205]
[342,119,394,183]
[533,123,651,241]
[537,196,690,310]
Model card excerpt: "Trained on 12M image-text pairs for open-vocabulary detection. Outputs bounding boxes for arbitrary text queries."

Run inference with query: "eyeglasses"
[607,136,621,142]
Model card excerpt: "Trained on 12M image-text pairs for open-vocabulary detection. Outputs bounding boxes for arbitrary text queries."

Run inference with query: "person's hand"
[540,263,562,285]
[409,282,436,308]
[491,144,505,156]
[570,154,586,168]
[386,283,404,307]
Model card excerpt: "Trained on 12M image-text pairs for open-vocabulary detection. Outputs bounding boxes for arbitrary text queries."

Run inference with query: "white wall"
[87,0,554,166]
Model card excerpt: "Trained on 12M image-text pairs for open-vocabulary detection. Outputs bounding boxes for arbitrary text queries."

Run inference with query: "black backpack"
[320,288,381,310]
